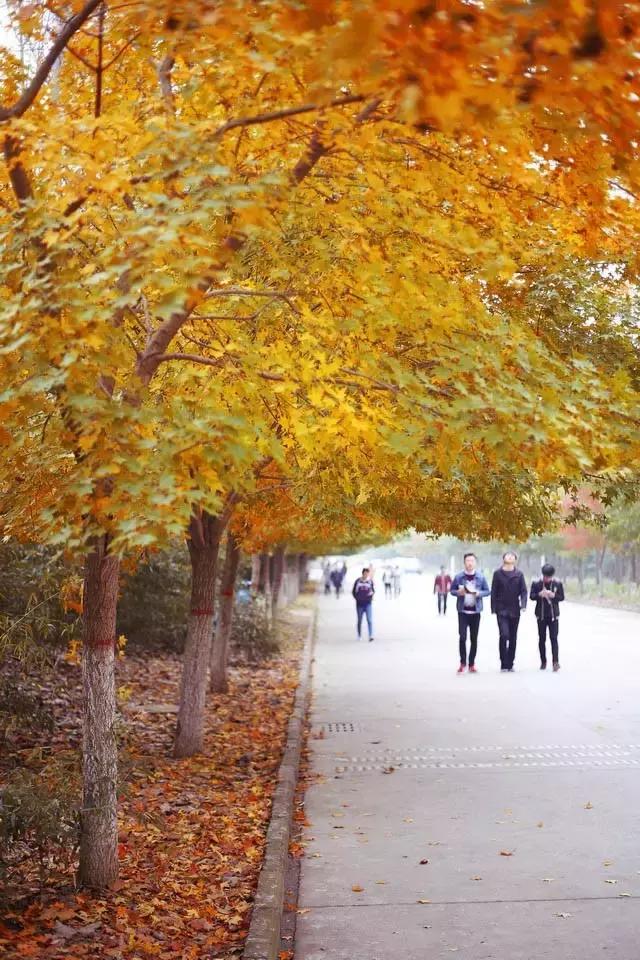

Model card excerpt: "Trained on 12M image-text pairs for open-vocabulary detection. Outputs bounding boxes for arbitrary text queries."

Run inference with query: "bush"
[0,762,80,901]
[230,595,278,661]
[0,673,53,746]
[0,543,81,660]
[117,545,191,653]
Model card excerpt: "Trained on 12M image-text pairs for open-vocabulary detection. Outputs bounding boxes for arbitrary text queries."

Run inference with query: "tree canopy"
[1,0,639,559]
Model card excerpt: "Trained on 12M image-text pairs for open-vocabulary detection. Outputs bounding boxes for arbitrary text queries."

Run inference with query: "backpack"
[355,579,374,603]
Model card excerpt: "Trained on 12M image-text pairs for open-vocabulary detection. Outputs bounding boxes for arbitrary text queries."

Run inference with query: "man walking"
[530,563,565,671]
[491,551,528,672]
[434,565,452,615]
[330,564,343,597]
[323,561,332,595]
[352,567,375,642]
[450,553,490,674]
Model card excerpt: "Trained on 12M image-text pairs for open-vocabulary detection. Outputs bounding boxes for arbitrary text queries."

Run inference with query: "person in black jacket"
[530,563,565,671]
[491,551,527,672]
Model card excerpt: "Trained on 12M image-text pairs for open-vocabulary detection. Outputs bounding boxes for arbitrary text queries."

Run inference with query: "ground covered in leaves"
[1,607,310,959]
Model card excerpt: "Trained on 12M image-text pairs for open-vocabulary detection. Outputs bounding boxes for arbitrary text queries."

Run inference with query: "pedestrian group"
[450,551,564,673]
[345,552,565,669]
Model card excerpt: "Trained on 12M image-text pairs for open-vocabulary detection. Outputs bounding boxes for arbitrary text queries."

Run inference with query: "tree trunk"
[596,543,607,596]
[631,551,638,585]
[250,554,261,596]
[78,537,120,889]
[298,553,308,590]
[261,552,271,596]
[614,552,623,585]
[210,532,241,694]
[577,555,584,595]
[174,512,225,758]
[271,546,285,619]
[286,554,298,604]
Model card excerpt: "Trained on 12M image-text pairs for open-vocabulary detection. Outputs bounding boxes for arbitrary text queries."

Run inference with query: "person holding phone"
[450,553,491,674]
[530,563,565,671]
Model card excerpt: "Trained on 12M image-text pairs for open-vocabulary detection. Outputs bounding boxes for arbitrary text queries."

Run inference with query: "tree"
[2,0,640,890]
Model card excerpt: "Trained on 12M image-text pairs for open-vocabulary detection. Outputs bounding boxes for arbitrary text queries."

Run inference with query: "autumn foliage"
[1,0,639,948]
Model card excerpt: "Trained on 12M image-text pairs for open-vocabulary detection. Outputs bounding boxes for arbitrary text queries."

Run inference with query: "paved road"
[295,572,640,960]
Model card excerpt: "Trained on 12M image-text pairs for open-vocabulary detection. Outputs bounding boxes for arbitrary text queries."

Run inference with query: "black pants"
[458,612,480,666]
[437,592,447,614]
[538,619,559,665]
[497,613,520,669]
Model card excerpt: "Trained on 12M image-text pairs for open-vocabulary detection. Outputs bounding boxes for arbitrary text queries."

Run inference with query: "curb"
[243,605,316,960]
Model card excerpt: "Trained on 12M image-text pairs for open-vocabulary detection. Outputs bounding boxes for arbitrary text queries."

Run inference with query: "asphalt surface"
[295,571,640,960]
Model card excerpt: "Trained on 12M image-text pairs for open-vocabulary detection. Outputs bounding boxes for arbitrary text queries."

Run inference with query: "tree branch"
[157,54,175,110]
[0,0,104,121]
[212,94,364,139]
[3,135,34,204]
[154,352,225,369]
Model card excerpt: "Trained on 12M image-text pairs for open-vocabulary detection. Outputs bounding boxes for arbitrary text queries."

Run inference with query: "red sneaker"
[468,665,477,673]
[457,664,466,674]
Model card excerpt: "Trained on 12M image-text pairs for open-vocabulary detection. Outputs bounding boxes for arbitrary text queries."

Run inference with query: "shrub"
[230,595,278,661]
[0,762,80,901]
[117,545,191,653]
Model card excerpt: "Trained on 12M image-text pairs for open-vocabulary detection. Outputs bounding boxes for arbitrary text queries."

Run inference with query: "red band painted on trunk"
[220,591,234,597]
[191,608,214,616]
[89,635,116,648]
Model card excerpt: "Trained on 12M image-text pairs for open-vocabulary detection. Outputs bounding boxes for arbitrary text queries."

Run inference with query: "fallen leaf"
[499,850,514,857]
[536,821,544,828]
[471,876,483,881]
[417,899,431,904]
[351,885,364,893]
[554,912,572,919]
[603,860,613,867]
[604,879,617,884]
[619,893,632,897]
[584,801,594,810]
[382,766,395,774]
[542,878,555,883]
[419,859,430,865]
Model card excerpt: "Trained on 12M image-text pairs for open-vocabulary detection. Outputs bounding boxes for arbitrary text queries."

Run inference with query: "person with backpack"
[352,567,375,642]
[434,565,452,615]
[330,565,343,597]
[530,563,565,671]
[491,551,528,672]
[450,553,491,673]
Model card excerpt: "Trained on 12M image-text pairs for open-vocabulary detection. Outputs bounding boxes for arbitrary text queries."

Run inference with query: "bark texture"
[78,537,120,889]
[210,532,241,694]
[298,553,309,590]
[174,511,225,758]
[250,554,262,596]
[271,546,285,618]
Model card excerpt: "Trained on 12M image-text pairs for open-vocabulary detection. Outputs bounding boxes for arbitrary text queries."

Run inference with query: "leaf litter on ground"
[0,612,306,960]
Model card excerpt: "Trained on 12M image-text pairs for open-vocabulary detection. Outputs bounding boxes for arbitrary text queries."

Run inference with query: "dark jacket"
[352,577,374,605]
[449,571,491,613]
[491,568,527,617]
[530,578,565,620]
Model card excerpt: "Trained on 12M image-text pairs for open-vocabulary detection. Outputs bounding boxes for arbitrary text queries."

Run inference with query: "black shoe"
[369,636,374,642]
[508,667,514,672]
[500,668,508,673]
[540,662,547,670]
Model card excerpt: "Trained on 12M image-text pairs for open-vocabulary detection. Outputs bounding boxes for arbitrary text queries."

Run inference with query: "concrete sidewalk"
[295,576,640,960]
